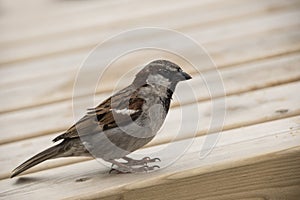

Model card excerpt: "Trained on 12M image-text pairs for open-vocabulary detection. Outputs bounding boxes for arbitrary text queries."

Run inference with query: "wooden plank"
[0,133,90,180]
[0,0,138,27]
[156,81,300,145]
[1,1,298,88]
[1,7,299,93]
[1,9,299,88]
[98,150,300,200]
[185,7,300,43]
[1,6,299,83]
[1,0,299,65]
[0,0,217,44]
[1,116,299,199]
[175,52,300,106]
[1,81,299,179]
[204,26,300,67]
[2,0,298,49]
[1,0,294,45]
[0,53,299,144]
[1,26,300,114]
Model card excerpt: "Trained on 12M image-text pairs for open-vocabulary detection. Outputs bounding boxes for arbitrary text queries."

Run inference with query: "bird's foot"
[108,159,160,173]
[122,156,161,166]
[109,165,160,174]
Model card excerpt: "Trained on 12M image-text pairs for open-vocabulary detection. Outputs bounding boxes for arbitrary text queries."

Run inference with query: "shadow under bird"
[11,60,192,178]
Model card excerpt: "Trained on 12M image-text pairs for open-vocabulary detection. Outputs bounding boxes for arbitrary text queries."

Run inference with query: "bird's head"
[133,60,192,89]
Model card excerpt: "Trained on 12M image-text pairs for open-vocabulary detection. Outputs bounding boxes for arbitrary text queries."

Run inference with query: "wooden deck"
[0,0,300,199]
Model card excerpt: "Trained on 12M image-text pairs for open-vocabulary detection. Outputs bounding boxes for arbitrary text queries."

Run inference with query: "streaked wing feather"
[53,86,145,142]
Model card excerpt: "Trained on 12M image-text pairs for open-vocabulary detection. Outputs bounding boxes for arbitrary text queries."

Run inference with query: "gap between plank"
[0,49,299,116]
[1,0,295,47]
[1,62,299,145]
[1,97,299,179]
[1,74,299,145]
[0,2,299,67]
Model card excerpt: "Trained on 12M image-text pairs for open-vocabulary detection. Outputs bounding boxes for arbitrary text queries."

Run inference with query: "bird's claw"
[134,165,160,172]
[144,165,160,171]
[109,164,160,174]
[109,156,161,174]
[142,157,161,163]
[123,156,161,166]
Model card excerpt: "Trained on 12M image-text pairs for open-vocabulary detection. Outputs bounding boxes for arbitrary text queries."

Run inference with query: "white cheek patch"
[110,108,138,115]
[146,74,171,87]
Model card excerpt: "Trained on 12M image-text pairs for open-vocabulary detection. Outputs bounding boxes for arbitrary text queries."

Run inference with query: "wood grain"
[0,1,299,66]
[99,150,300,200]
[1,0,296,46]
[1,53,299,144]
[1,0,299,86]
[1,12,300,113]
[0,0,299,198]
[0,24,299,116]
[1,116,299,199]
[1,81,299,179]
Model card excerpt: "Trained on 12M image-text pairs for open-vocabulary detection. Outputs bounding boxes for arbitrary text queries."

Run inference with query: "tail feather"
[11,142,64,178]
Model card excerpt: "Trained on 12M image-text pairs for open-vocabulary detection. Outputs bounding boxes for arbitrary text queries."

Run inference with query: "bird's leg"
[108,159,160,173]
[122,156,161,166]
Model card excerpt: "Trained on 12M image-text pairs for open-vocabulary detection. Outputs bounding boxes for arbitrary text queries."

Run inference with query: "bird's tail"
[11,141,65,178]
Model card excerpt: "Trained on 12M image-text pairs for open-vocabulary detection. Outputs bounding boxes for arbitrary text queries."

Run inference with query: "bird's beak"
[180,71,192,81]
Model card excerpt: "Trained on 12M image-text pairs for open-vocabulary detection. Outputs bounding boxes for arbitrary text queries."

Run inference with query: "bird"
[11,60,192,178]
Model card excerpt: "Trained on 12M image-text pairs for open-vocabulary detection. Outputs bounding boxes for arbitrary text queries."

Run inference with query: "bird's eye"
[177,68,182,72]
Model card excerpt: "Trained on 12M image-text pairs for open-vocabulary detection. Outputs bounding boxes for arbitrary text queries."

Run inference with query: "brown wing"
[52,85,145,142]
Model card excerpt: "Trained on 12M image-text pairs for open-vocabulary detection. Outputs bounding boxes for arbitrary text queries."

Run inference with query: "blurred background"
[1,0,299,118]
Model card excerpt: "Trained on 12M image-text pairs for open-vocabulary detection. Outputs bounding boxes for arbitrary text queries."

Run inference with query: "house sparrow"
[11,60,192,178]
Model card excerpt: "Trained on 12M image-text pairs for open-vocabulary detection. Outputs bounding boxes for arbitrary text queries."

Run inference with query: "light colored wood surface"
[0,0,299,199]
[1,27,300,113]
[1,52,300,145]
[1,116,299,199]
[1,81,299,180]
